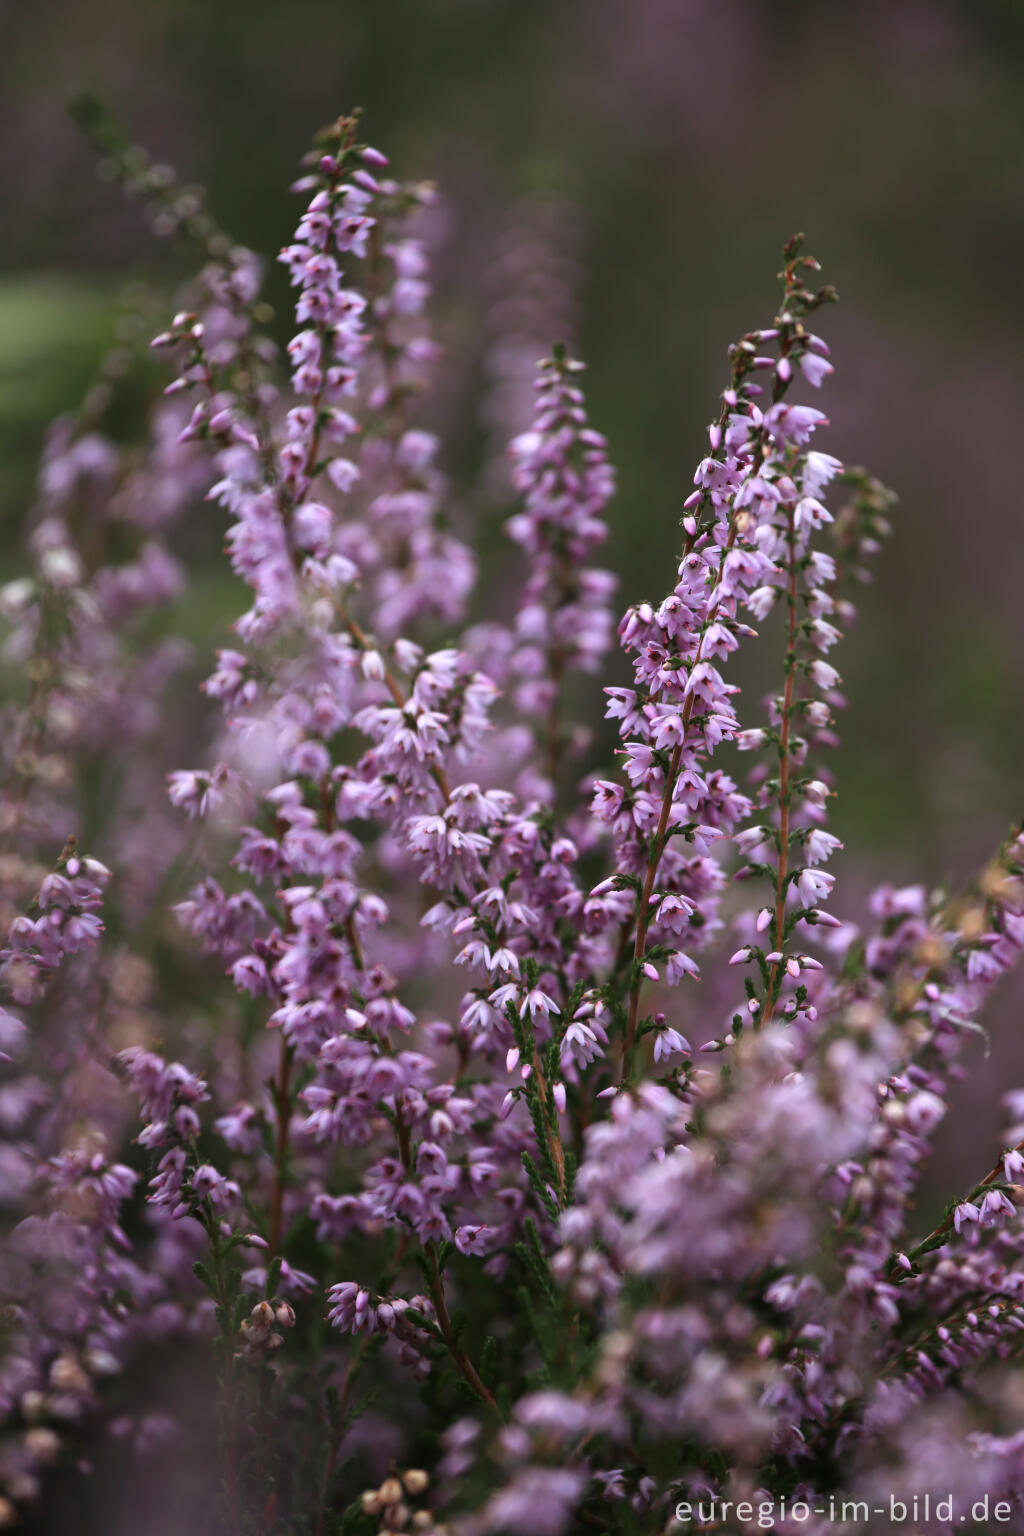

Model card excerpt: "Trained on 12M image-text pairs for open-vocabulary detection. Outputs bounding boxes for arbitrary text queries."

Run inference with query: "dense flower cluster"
[0,112,1022,1534]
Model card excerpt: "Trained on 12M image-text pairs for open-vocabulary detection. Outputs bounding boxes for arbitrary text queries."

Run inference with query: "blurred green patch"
[163,568,247,650]
[0,274,117,539]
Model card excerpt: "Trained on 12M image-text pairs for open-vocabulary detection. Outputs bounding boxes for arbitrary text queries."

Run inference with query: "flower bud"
[250,1301,275,1331]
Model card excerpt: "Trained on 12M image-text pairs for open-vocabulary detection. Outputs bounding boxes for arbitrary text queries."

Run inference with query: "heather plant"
[1,107,1024,1536]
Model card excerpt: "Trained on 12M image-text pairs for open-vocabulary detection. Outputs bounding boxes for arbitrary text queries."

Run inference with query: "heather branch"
[761,503,799,1027]
[266,1039,295,1264]
[424,1244,504,1418]
[887,1137,1024,1279]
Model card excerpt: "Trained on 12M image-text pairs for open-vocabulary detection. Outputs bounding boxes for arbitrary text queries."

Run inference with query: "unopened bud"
[251,1300,274,1326]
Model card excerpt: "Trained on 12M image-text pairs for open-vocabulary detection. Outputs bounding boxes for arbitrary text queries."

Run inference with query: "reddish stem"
[762,507,799,1027]
[267,1039,294,1263]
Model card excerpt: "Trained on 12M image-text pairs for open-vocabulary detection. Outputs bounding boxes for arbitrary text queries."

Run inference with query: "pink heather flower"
[520,986,559,1020]
[455,1224,495,1256]
[562,1021,602,1069]
[652,1027,689,1063]
[953,1201,981,1232]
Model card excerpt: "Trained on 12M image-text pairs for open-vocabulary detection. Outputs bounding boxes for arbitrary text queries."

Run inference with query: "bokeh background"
[2,7,1023,1520]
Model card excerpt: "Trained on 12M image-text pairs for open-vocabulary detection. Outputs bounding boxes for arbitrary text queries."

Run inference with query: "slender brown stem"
[531,1046,566,1204]
[267,1038,294,1263]
[762,506,799,1028]
[392,1102,500,1412]
[425,1244,503,1417]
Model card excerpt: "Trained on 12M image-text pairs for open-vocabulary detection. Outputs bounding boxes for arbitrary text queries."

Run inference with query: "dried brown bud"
[250,1300,275,1331]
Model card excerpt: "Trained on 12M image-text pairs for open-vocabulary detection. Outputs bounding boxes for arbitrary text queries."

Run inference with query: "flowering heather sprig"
[73,89,275,421]
[0,841,169,1519]
[592,239,845,1079]
[837,830,1024,1277]
[504,347,617,794]
[1,107,1023,1533]
[0,839,109,1003]
[725,467,897,1040]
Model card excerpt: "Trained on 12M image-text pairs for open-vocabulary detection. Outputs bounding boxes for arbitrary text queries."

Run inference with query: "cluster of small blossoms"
[359,1467,442,1536]
[0,1147,142,1521]
[325,1284,437,1379]
[78,85,278,442]
[833,833,1024,1281]
[0,846,175,1520]
[0,336,220,1505]
[235,1296,295,1360]
[279,128,473,641]
[0,844,108,1004]
[5,111,1024,1536]
[119,1046,222,1218]
[725,486,897,1042]
[588,244,848,1081]
[0,375,204,916]
[500,348,617,794]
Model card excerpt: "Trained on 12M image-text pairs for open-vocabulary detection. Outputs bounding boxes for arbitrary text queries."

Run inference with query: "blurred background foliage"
[2,0,1023,1172]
